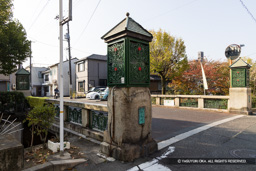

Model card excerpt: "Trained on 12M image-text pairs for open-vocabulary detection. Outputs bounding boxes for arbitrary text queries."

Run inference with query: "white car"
[86,91,101,100]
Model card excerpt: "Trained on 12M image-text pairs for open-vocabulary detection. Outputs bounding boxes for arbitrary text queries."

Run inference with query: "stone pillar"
[229,88,252,114]
[175,97,180,107]
[156,97,160,105]
[82,109,89,127]
[198,98,204,109]
[100,87,157,161]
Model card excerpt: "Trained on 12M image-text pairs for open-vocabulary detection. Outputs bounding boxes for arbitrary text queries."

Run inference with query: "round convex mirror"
[225,44,241,60]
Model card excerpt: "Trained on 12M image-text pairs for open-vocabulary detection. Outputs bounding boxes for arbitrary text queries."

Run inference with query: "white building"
[42,58,78,97]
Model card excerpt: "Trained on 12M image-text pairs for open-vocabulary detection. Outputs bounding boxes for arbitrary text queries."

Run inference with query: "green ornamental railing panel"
[55,104,60,118]
[204,99,228,109]
[68,107,82,124]
[252,97,256,108]
[90,110,108,131]
[151,97,156,105]
[180,98,198,107]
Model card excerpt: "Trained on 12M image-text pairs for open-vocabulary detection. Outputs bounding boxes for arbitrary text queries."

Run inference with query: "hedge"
[26,96,49,108]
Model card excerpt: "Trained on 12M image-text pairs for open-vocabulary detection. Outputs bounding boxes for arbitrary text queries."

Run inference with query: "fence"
[151,95,229,110]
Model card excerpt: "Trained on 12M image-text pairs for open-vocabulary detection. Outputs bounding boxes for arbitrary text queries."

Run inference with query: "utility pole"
[59,0,64,156]
[59,0,72,156]
[66,22,72,99]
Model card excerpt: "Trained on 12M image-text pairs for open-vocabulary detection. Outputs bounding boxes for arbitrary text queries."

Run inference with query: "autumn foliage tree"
[150,29,188,94]
[170,60,229,95]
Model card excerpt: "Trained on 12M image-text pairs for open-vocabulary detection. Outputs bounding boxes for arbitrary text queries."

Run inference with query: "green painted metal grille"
[16,75,29,90]
[204,99,228,109]
[151,97,156,105]
[252,97,256,108]
[108,40,125,85]
[90,110,108,131]
[232,68,246,87]
[55,105,60,118]
[68,107,82,124]
[180,98,198,107]
[129,40,150,85]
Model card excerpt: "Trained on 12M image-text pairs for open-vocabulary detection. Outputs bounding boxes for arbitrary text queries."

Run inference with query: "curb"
[22,159,87,171]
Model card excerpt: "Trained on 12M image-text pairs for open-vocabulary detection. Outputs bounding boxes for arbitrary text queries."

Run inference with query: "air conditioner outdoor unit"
[12,84,16,90]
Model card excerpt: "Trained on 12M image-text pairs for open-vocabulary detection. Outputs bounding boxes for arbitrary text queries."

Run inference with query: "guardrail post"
[198,98,204,109]
[82,109,89,127]
[175,97,180,107]
[156,97,160,105]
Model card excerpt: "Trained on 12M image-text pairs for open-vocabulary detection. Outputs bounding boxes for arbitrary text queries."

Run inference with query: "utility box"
[230,57,251,88]
[101,13,153,87]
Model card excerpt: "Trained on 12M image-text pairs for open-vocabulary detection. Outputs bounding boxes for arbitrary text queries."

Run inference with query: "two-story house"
[25,66,47,96]
[42,58,78,97]
[75,54,107,96]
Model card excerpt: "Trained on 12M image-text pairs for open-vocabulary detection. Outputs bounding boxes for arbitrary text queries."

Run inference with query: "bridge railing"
[151,95,229,111]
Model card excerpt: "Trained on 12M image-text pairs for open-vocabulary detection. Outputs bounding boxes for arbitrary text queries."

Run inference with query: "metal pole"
[67,22,72,99]
[30,43,32,95]
[59,0,64,156]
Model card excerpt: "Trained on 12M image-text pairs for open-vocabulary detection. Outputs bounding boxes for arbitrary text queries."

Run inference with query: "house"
[25,66,47,96]
[0,73,16,92]
[75,54,107,96]
[41,58,78,97]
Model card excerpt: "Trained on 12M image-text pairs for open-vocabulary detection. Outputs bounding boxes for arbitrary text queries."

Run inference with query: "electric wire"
[239,0,256,24]
[28,0,51,31]
[73,0,102,45]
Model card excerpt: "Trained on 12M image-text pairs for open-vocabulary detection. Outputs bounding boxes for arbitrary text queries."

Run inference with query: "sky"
[12,0,256,68]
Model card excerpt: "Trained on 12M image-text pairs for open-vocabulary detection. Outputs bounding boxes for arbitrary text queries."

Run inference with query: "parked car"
[100,87,109,101]
[88,86,106,93]
[86,91,101,100]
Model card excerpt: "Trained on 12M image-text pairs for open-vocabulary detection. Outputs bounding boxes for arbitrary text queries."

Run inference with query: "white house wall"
[76,60,88,92]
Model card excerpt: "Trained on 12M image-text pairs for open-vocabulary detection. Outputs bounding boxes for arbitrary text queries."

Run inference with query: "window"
[45,74,49,81]
[38,71,42,78]
[78,62,85,72]
[78,81,85,92]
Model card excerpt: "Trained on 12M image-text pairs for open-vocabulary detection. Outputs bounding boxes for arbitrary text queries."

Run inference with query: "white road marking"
[127,147,175,171]
[127,114,244,171]
[158,115,244,150]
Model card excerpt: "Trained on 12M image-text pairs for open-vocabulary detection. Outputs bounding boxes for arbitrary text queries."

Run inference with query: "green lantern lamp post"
[100,13,157,161]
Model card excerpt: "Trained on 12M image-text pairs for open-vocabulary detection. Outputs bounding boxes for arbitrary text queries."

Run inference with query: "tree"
[0,0,30,75]
[170,60,230,95]
[150,29,188,94]
[25,104,55,149]
[242,57,256,96]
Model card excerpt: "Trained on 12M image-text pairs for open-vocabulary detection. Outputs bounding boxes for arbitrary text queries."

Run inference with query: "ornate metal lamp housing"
[15,68,30,90]
[229,57,251,88]
[101,13,153,87]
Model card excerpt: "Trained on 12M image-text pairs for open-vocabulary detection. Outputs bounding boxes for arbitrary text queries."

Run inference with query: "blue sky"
[13,0,256,67]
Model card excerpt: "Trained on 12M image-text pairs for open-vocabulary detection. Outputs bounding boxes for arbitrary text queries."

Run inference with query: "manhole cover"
[230,149,256,158]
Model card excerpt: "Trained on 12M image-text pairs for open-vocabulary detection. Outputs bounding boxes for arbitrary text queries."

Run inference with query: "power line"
[144,0,199,23]
[28,0,51,31]
[239,0,256,24]
[74,0,102,45]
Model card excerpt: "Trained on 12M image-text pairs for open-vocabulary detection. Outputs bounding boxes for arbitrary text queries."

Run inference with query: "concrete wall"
[0,134,24,171]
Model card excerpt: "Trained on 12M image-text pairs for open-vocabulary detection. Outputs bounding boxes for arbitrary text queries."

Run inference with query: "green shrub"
[0,91,27,114]
[25,103,55,148]
[26,96,49,108]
